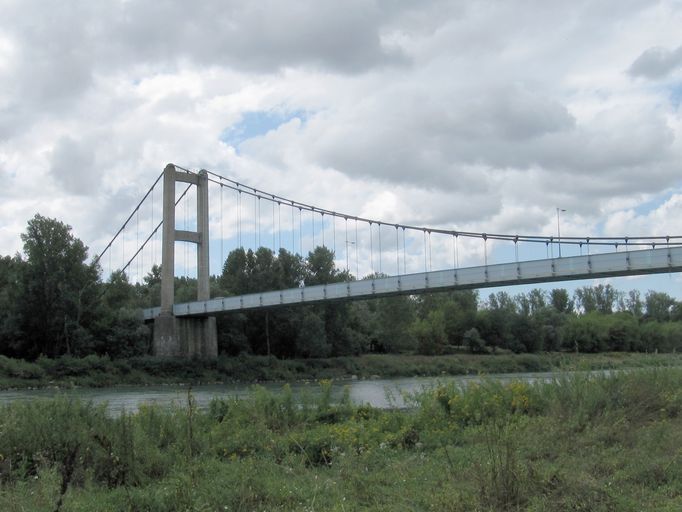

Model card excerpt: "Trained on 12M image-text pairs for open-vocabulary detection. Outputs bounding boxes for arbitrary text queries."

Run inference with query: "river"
[0,371,578,415]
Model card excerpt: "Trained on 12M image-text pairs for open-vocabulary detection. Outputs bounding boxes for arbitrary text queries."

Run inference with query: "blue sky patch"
[670,82,682,108]
[631,189,678,217]
[221,109,308,148]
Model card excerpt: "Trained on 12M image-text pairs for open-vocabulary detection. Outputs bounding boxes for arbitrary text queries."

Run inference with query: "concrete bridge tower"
[152,164,217,357]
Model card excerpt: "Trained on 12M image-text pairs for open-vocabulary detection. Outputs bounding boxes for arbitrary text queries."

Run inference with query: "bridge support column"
[153,315,217,358]
[152,163,217,358]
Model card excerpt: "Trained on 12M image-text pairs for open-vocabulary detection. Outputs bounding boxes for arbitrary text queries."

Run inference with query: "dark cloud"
[0,0,410,142]
[301,84,576,188]
[1,0,681,257]
[2,0,407,76]
[629,45,682,79]
[49,136,98,195]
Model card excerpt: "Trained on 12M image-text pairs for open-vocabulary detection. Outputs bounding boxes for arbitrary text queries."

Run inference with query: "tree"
[482,292,517,352]
[276,248,305,288]
[305,246,349,285]
[19,214,99,357]
[297,311,330,358]
[605,313,640,352]
[439,291,478,346]
[645,291,676,322]
[623,290,644,318]
[374,296,417,352]
[560,313,609,353]
[412,310,447,355]
[550,288,573,314]
[575,284,620,315]
[220,247,252,294]
[464,327,486,353]
[0,255,26,356]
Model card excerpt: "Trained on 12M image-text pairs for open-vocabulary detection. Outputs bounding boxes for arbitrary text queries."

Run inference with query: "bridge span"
[94,164,682,358]
[143,246,682,320]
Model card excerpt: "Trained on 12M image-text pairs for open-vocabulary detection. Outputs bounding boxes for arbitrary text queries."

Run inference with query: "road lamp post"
[557,208,566,257]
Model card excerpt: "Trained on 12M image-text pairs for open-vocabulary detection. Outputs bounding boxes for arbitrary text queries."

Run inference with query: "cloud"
[629,45,682,79]
[604,193,682,237]
[49,136,97,195]
[0,0,682,292]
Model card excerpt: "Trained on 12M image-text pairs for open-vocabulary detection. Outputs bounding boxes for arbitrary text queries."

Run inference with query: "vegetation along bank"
[2,214,682,389]
[1,368,682,510]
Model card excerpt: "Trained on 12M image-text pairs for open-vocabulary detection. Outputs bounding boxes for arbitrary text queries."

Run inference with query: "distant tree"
[441,291,478,345]
[18,214,99,357]
[374,296,417,352]
[174,276,198,303]
[560,313,609,353]
[463,327,486,353]
[605,313,640,352]
[140,264,162,307]
[481,292,517,352]
[102,308,149,358]
[102,271,135,311]
[550,288,573,314]
[276,248,305,288]
[297,311,330,358]
[645,291,676,322]
[575,284,622,314]
[305,246,349,285]
[623,290,644,318]
[0,255,26,356]
[527,289,548,315]
[412,310,447,355]
[220,247,252,294]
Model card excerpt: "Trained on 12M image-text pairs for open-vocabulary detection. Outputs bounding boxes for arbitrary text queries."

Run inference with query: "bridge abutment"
[152,313,217,358]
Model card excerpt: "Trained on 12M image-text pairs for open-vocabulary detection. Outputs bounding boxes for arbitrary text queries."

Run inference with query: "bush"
[413,311,448,355]
[0,355,45,379]
[463,327,486,354]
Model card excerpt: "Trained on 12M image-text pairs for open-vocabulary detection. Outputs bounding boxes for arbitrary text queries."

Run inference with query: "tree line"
[1,214,681,360]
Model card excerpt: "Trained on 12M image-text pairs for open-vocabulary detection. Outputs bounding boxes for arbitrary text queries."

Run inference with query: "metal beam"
[143,246,682,320]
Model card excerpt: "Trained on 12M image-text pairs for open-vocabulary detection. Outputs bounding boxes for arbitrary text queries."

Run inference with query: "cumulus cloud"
[604,194,682,237]
[49,137,98,195]
[629,45,682,79]
[0,0,681,294]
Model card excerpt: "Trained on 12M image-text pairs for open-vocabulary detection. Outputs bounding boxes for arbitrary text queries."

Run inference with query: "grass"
[1,368,682,510]
[1,351,682,390]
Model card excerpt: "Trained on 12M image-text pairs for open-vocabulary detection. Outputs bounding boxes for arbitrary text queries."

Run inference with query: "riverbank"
[1,368,681,510]
[1,351,681,390]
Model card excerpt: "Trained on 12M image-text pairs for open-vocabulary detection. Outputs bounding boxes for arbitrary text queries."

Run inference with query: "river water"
[0,371,572,415]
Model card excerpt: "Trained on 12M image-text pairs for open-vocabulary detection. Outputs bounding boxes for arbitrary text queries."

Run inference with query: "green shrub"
[0,355,45,379]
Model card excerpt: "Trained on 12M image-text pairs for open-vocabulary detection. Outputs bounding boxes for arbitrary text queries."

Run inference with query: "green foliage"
[645,290,677,322]
[18,214,100,358]
[296,311,330,358]
[0,355,46,379]
[373,296,417,352]
[413,310,447,355]
[2,212,682,364]
[1,370,682,510]
[561,312,609,352]
[464,327,486,353]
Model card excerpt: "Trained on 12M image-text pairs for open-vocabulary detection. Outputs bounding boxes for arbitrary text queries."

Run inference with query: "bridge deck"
[143,246,682,320]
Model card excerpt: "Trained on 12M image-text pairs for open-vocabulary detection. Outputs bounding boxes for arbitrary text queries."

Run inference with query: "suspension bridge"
[94,164,682,358]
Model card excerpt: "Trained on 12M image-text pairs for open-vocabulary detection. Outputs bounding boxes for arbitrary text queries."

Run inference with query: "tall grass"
[1,369,682,510]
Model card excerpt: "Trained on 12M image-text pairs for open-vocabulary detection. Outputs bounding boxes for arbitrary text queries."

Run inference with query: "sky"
[0,0,681,299]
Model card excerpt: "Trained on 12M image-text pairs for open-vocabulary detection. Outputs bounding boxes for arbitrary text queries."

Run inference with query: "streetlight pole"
[557,208,566,257]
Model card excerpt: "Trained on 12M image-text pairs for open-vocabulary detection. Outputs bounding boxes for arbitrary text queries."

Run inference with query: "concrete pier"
[152,164,217,358]
[152,313,217,358]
